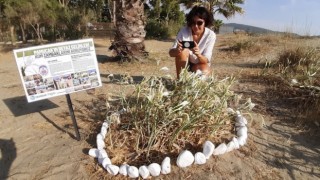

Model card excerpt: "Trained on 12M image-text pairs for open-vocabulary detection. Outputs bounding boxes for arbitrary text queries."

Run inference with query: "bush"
[262,46,320,126]
[275,47,320,87]
[145,19,170,39]
[103,70,253,163]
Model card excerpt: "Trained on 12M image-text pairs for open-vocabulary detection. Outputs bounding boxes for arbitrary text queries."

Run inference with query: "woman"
[169,6,216,79]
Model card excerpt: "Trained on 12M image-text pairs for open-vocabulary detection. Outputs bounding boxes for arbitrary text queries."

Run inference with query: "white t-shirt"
[171,27,216,64]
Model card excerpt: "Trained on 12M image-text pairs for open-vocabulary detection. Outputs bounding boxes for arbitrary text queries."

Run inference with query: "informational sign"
[14,39,102,102]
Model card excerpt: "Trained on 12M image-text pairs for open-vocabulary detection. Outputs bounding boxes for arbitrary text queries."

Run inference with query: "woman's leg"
[175,49,190,79]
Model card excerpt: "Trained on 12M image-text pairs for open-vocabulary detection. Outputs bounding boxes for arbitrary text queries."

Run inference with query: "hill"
[220,23,298,36]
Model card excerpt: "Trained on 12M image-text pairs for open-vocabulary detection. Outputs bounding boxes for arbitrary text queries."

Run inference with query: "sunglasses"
[192,20,204,26]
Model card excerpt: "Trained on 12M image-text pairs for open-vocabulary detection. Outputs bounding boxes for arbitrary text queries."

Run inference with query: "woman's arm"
[200,31,216,63]
[192,41,209,64]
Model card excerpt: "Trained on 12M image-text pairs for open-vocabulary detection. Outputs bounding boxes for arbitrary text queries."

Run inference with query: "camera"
[182,41,195,49]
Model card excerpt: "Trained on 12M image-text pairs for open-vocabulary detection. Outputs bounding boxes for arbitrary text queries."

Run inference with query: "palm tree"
[110,0,148,61]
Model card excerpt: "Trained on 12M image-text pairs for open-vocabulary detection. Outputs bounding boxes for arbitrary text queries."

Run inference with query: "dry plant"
[224,34,266,55]
[262,46,320,126]
[277,47,320,85]
[103,69,253,164]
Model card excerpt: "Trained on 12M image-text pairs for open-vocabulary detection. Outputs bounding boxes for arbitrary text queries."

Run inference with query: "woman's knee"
[192,63,211,74]
[175,49,190,62]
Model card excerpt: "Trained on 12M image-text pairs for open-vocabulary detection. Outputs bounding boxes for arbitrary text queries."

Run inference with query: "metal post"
[65,94,81,141]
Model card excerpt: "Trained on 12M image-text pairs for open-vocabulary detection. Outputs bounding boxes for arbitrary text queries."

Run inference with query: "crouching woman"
[169,6,216,79]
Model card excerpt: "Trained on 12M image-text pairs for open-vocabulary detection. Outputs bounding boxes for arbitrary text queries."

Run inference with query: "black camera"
[182,41,195,49]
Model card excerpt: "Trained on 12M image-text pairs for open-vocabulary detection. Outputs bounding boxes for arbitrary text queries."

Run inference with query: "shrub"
[145,19,170,39]
[103,70,253,163]
[262,46,320,126]
[229,40,255,52]
[277,47,320,84]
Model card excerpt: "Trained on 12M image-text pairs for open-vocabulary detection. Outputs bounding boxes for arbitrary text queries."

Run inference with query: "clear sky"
[217,0,320,36]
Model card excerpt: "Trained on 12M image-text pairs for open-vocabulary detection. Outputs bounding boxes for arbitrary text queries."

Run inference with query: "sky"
[216,0,320,36]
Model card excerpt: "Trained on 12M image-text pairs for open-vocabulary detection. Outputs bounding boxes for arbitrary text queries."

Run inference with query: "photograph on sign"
[13,39,102,102]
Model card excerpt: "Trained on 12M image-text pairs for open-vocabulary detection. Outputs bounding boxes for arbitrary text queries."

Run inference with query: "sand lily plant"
[104,69,252,162]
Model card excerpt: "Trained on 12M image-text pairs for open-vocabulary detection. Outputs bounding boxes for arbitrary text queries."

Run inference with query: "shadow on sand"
[0,138,17,179]
[3,96,79,140]
[3,96,58,117]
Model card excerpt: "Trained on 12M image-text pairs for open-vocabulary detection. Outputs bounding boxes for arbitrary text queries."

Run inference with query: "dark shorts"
[188,62,196,72]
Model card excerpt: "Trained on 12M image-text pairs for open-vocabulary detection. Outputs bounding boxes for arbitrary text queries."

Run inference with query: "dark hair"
[186,6,213,27]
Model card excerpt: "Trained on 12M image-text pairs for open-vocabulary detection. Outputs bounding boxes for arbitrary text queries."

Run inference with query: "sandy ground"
[0,36,319,180]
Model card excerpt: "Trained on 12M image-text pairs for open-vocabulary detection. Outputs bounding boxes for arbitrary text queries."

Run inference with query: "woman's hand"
[176,40,183,54]
[192,41,208,63]
[169,40,183,57]
[192,41,201,57]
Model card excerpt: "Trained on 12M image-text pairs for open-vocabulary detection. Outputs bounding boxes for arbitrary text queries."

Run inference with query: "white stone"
[160,67,169,71]
[235,114,248,126]
[97,137,105,150]
[98,149,108,158]
[100,126,107,138]
[102,157,112,168]
[88,148,99,158]
[213,143,227,156]
[237,126,248,138]
[235,121,246,127]
[128,166,139,178]
[119,164,129,176]
[118,108,127,114]
[203,141,215,159]
[97,149,108,164]
[102,121,109,128]
[291,79,298,84]
[161,157,171,174]
[226,141,235,152]
[162,91,169,97]
[194,152,206,165]
[232,137,240,149]
[97,133,104,140]
[148,163,161,177]
[237,136,247,146]
[139,165,150,179]
[176,150,195,168]
[106,164,119,175]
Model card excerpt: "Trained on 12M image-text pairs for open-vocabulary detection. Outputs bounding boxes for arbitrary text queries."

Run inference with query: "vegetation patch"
[262,46,320,126]
[98,70,253,165]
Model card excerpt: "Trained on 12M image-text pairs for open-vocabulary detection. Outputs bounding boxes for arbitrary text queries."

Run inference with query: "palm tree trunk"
[111,0,147,61]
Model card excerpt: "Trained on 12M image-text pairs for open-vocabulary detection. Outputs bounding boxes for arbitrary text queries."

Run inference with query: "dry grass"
[261,42,320,126]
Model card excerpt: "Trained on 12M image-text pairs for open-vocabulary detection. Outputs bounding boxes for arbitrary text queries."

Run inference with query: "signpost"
[13,39,102,140]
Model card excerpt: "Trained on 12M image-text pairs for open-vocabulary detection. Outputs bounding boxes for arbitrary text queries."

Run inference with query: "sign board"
[13,39,102,102]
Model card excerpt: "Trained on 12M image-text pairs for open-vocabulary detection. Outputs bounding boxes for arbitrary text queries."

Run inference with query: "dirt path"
[0,37,319,179]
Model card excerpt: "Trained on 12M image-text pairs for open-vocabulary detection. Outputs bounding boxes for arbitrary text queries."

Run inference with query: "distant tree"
[145,0,184,39]
[147,0,183,25]
[4,0,31,44]
[110,0,147,61]
[1,0,107,43]
[106,0,116,24]
[3,0,59,43]
[160,0,183,26]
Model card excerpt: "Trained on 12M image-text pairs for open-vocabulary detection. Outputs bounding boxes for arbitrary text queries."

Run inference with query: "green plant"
[145,19,170,39]
[104,69,253,161]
